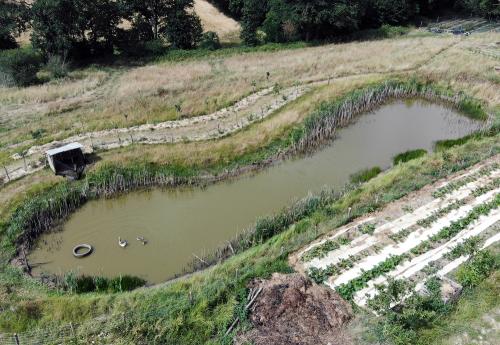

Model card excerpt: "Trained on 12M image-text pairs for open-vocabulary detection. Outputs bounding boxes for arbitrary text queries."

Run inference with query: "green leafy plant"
[456,250,497,288]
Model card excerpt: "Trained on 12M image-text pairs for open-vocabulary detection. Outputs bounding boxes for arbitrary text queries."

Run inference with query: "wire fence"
[0,323,79,345]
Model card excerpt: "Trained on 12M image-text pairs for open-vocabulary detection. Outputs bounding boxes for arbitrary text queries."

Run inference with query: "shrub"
[393,149,427,165]
[456,250,497,288]
[435,135,474,151]
[0,48,42,87]
[144,39,168,56]
[30,128,46,140]
[199,31,221,50]
[350,166,382,184]
[45,55,69,79]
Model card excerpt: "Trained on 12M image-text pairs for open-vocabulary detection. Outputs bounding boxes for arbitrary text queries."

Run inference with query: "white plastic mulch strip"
[354,208,500,306]
[433,231,500,280]
[375,169,499,235]
[326,189,498,289]
[300,166,498,268]
[297,217,375,259]
[305,236,377,270]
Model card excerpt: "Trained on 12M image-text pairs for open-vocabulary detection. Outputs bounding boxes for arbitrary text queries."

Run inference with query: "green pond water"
[29,100,483,283]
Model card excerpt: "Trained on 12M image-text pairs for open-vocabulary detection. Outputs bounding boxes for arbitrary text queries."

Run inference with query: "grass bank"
[0,130,498,344]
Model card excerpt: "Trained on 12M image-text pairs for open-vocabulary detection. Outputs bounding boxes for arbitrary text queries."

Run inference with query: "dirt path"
[1,81,315,182]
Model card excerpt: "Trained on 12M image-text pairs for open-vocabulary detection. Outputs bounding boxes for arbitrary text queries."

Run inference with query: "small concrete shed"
[46,142,86,179]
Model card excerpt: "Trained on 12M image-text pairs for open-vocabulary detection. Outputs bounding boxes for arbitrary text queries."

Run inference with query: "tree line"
[0,0,208,58]
[209,0,500,45]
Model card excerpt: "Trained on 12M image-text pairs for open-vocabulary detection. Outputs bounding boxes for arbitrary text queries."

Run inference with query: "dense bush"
[45,55,69,79]
[237,0,499,45]
[199,31,221,50]
[0,48,42,87]
[456,250,497,288]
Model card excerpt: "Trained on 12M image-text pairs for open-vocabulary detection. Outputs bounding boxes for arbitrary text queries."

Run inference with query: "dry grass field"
[1,29,499,211]
[1,33,498,159]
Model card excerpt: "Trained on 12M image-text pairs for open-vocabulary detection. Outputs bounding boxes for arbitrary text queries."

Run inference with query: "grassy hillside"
[0,24,499,344]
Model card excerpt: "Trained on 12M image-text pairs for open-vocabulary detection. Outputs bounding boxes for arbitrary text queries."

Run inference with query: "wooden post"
[21,247,31,274]
[70,322,77,344]
[14,333,20,345]
[3,165,9,182]
[22,155,27,171]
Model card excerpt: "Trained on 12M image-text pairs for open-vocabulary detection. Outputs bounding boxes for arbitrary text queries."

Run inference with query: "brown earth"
[236,273,353,345]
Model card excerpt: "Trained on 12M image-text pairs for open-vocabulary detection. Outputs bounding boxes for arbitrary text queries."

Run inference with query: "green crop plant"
[300,236,352,262]
[417,199,466,228]
[358,222,376,235]
[432,163,498,198]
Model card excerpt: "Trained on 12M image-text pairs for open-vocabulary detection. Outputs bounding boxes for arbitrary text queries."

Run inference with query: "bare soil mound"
[236,273,352,345]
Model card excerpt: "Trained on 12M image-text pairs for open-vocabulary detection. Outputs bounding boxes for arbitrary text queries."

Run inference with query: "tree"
[0,0,30,50]
[456,0,500,19]
[262,0,297,42]
[31,0,121,59]
[31,0,85,58]
[83,0,122,55]
[370,0,417,25]
[291,0,362,40]
[240,0,267,45]
[123,0,202,48]
[163,0,202,49]
[122,0,170,40]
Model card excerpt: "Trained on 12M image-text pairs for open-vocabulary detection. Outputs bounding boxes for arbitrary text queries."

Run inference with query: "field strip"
[434,231,500,281]
[375,170,498,235]
[354,208,500,306]
[298,165,499,269]
[296,217,376,258]
[305,236,377,270]
[327,189,498,289]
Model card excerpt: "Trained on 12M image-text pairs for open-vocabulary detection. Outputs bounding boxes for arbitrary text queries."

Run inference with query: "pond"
[28,99,483,283]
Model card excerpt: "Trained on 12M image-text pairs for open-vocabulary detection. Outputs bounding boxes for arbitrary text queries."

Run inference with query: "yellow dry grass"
[1,32,499,205]
[194,0,240,42]
[2,34,479,151]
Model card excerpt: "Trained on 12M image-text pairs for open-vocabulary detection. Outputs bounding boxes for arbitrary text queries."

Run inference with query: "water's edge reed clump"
[1,77,493,285]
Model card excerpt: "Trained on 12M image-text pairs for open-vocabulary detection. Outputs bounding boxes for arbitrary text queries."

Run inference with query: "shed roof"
[46,142,84,157]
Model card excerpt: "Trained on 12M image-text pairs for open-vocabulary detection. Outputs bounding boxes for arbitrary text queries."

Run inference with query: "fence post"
[3,165,9,182]
[14,333,20,345]
[70,322,77,344]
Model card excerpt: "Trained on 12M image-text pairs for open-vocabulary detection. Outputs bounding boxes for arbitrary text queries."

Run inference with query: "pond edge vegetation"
[0,77,494,289]
[1,131,498,342]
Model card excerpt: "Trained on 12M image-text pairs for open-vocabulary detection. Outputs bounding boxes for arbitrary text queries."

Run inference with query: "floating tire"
[73,244,93,258]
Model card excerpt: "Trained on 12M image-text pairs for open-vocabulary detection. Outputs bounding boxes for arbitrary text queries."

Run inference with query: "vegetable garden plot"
[291,158,500,309]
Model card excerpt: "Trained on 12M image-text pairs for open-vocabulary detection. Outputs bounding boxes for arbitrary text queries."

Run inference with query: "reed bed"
[291,79,487,154]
